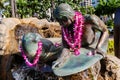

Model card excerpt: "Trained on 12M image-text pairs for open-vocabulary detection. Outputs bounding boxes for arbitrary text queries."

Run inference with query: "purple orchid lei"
[20,41,42,67]
[62,11,84,56]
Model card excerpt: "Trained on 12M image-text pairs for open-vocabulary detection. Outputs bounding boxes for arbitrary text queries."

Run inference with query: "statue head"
[53,3,75,26]
[21,33,42,58]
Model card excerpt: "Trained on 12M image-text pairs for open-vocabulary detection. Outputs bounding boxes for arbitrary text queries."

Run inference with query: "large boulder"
[0,17,61,80]
[0,17,61,55]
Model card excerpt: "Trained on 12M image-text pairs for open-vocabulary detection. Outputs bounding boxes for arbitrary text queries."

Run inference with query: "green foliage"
[95,0,120,16]
[1,0,95,19]
[2,5,11,17]
[80,6,95,15]
[106,20,114,28]
[0,0,11,17]
[16,0,51,18]
[107,39,114,55]
[16,0,85,19]
[0,1,4,9]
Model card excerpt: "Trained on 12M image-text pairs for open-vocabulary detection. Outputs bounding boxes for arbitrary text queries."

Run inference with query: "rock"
[41,22,61,38]
[1,18,21,29]
[100,55,120,80]
[20,17,40,24]
[0,24,6,55]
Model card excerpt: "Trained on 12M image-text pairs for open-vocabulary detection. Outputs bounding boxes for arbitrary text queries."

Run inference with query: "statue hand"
[93,48,106,58]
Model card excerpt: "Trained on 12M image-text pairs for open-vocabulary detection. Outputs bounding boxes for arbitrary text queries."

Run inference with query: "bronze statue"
[12,32,62,80]
[52,3,109,77]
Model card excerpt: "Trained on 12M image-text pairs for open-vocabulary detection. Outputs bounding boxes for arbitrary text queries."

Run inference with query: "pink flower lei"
[20,41,42,67]
[62,11,84,56]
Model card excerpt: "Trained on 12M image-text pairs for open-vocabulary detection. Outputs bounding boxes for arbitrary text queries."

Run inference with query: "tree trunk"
[10,0,16,17]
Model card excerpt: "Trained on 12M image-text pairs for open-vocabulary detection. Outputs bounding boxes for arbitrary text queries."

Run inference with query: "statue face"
[56,16,72,27]
[22,33,42,58]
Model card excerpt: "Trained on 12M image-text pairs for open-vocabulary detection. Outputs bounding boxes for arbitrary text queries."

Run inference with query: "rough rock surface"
[100,55,120,80]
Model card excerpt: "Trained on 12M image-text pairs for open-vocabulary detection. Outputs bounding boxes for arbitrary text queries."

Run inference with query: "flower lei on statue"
[20,41,42,67]
[62,11,84,56]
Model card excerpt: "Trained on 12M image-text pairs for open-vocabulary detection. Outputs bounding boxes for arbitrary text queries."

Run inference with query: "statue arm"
[91,15,109,56]
[40,38,63,60]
